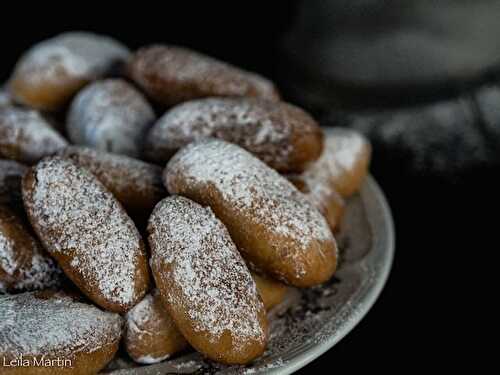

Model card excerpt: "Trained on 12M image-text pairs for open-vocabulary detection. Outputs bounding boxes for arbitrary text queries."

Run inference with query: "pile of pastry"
[0,32,371,374]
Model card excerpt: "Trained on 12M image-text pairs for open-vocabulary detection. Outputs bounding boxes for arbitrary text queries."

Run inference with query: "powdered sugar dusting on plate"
[0,107,68,164]
[0,292,123,357]
[243,358,284,374]
[149,196,266,350]
[24,157,144,307]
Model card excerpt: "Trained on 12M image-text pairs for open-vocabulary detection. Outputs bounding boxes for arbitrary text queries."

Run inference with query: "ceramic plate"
[105,173,395,375]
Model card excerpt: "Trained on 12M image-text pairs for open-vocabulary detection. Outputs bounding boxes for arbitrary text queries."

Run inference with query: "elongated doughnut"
[164,139,337,287]
[22,157,150,313]
[251,272,289,310]
[66,79,155,157]
[8,32,130,111]
[0,206,61,293]
[0,291,123,375]
[58,146,166,223]
[148,195,268,364]
[125,290,189,364]
[287,174,346,231]
[127,45,279,106]
[144,97,323,172]
[295,128,371,198]
[0,107,67,164]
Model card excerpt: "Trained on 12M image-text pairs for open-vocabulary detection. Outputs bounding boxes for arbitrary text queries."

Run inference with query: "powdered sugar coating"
[22,157,148,311]
[306,177,344,212]
[165,140,335,283]
[59,146,165,215]
[0,292,123,357]
[327,128,368,174]
[296,128,371,198]
[0,159,28,207]
[67,79,155,157]
[0,87,11,107]
[0,206,62,293]
[148,196,267,355]
[11,32,129,87]
[0,232,15,275]
[0,107,68,164]
[144,97,321,171]
[0,209,62,292]
[125,291,187,364]
[127,293,155,329]
[128,45,279,106]
[287,159,347,231]
[136,354,171,364]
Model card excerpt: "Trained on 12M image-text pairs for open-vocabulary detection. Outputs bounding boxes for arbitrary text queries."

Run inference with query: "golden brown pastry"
[287,174,346,232]
[0,159,28,210]
[22,156,150,313]
[0,291,123,374]
[144,97,323,172]
[0,205,61,294]
[148,196,268,364]
[58,146,166,223]
[0,107,68,164]
[251,272,289,310]
[297,128,371,198]
[66,79,155,158]
[127,45,280,106]
[125,290,189,364]
[8,32,130,111]
[164,139,337,287]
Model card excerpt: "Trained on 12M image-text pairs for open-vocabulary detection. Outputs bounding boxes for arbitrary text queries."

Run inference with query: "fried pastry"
[66,79,155,157]
[164,139,337,287]
[0,291,123,374]
[148,196,268,364]
[127,45,279,106]
[22,157,150,313]
[0,206,61,294]
[58,146,166,223]
[291,128,371,198]
[251,272,289,310]
[0,107,67,164]
[144,97,323,172]
[8,32,130,111]
[125,290,189,364]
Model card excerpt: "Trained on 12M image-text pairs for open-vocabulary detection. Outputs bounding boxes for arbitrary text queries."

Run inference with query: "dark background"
[1,2,491,372]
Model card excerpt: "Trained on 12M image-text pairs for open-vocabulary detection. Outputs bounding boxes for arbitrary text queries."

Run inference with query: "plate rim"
[267,175,395,375]
[107,176,396,375]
